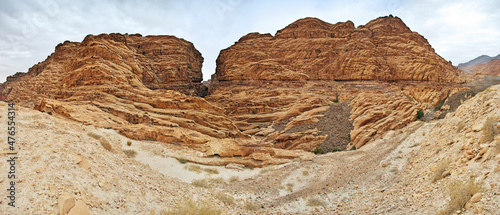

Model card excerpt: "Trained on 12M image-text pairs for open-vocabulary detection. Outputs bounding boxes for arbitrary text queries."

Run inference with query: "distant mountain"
[458,54,500,73]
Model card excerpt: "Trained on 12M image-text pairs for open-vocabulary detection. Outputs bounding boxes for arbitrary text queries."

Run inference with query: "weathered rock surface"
[213,16,464,83]
[208,16,466,151]
[0,33,312,166]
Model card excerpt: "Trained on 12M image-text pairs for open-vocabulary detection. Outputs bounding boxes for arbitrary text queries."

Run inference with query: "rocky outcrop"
[0,33,313,166]
[208,16,466,151]
[213,15,464,83]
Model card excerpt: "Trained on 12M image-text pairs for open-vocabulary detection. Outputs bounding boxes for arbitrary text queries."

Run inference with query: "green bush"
[312,146,326,154]
[416,109,425,121]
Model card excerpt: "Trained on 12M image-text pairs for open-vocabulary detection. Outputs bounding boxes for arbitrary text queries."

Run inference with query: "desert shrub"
[312,146,326,155]
[214,192,234,205]
[306,197,326,207]
[229,176,239,183]
[245,165,255,170]
[244,200,259,211]
[302,170,309,176]
[285,183,294,192]
[126,140,132,146]
[191,177,226,188]
[123,149,137,158]
[332,147,343,152]
[479,117,499,144]
[434,100,446,111]
[259,166,276,174]
[177,158,188,164]
[203,168,219,175]
[100,138,112,151]
[87,132,102,140]
[165,198,221,215]
[185,165,202,173]
[441,177,483,214]
[431,160,450,182]
[416,109,425,121]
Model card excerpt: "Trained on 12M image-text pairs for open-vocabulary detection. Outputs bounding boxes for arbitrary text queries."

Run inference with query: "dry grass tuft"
[191,177,226,188]
[203,168,219,175]
[441,177,483,214]
[122,149,137,158]
[431,160,451,182]
[184,165,219,174]
[306,197,326,207]
[214,192,234,205]
[229,176,239,183]
[480,117,499,144]
[165,198,221,215]
[100,138,113,151]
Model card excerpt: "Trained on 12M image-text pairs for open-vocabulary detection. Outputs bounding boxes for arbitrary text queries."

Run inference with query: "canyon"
[0,15,499,214]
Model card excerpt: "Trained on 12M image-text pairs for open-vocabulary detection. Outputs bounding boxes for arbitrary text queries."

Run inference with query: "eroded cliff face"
[0,16,468,165]
[209,16,466,150]
[0,33,313,167]
[214,16,463,83]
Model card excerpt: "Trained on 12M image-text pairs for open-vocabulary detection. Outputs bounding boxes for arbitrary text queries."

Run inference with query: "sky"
[1,0,499,82]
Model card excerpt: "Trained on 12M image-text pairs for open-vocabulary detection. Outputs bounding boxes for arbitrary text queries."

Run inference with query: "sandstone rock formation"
[0,33,312,166]
[209,15,465,150]
[214,15,464,83]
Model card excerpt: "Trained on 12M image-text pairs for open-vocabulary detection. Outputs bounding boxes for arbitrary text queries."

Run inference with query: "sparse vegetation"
[259,166,276,174]
[100,138,113,151]
[306,197,326,207]
[165,198,221,215]
[455,121,466,132]
[87,132,102,140]
[244,200,259,211]
[245,164,255,170]
[285,183,294,192]
[203,168,219,175]
[229,176,239,183]
[123,149,137,158]
[312,146,326,154]
[441,177,483,214]
[416,109,425,121]
[184,165,219,174]
[126,140,132,146]
[302,170,309,176]
[332,147,343,152]
[434,99,446,111]
[214,192,234,205]
[191,177,226,188]
[185,165,203,173]
[479,117,499,144]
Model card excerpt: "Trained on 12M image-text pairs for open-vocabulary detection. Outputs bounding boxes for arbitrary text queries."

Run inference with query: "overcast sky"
[1,0,499,82]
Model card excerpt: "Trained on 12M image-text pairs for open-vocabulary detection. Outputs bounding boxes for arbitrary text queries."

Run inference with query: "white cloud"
[0,0,499,82]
